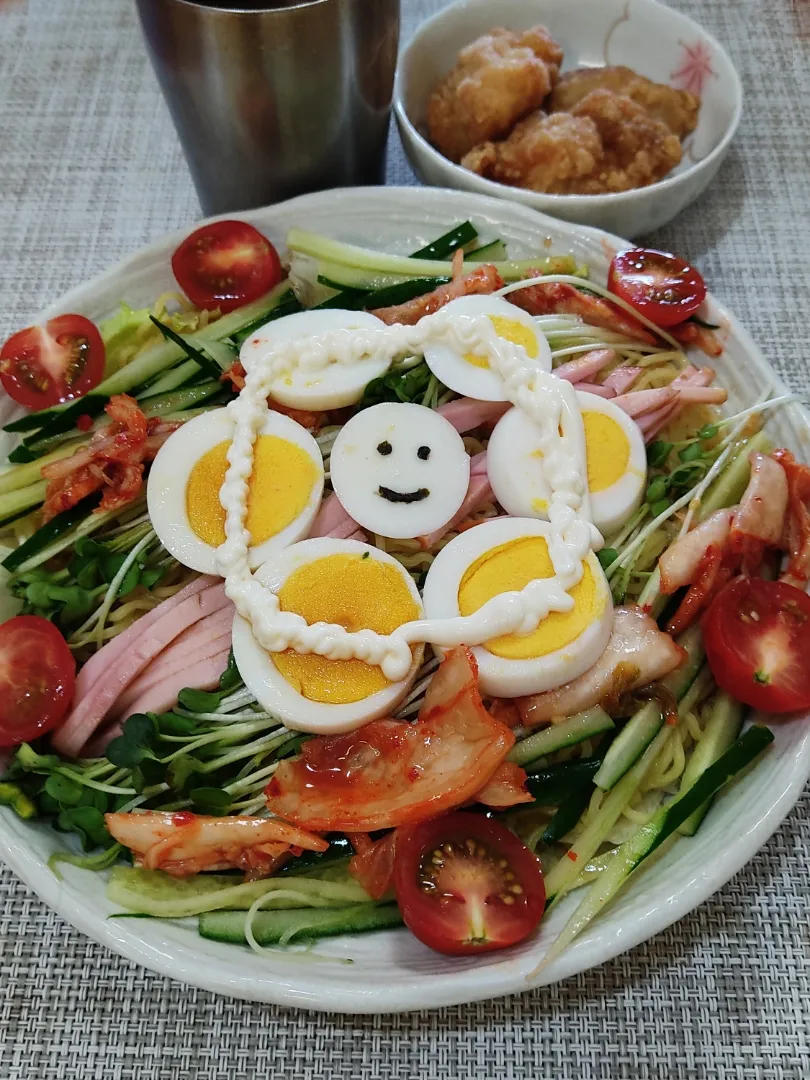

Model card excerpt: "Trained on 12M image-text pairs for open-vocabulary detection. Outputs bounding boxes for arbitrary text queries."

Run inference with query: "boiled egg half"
[239,308,391,410]
[487,391,646,535]
[147,408,324,575]
[231,538,424,733]
[422,517,612,697]
[422,295,552,401]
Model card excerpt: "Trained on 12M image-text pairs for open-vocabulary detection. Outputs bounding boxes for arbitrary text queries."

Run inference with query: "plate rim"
[2,184,809,1014]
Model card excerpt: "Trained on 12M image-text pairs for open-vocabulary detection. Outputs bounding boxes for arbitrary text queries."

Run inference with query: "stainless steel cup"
[135,0,401,215]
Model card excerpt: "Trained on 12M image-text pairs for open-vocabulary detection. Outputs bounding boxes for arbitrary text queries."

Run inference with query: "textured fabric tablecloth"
[1,0,808,1075]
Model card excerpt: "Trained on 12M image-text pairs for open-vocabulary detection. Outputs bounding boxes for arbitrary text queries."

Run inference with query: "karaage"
[426,26,564,163]
[550,65,700,139]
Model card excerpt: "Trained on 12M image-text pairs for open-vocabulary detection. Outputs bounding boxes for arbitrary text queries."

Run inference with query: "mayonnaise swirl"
[216,311,603,682]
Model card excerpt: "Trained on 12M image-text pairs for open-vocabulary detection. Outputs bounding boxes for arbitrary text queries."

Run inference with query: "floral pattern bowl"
[394,0,743,238]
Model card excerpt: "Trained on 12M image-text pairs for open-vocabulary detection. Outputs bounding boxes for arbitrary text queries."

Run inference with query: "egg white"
[421,517,613,698]
[231,538,424,734]
[147,408,324,575]
[239,308,391,410]
[329,402,471,539]
[422,295,552,401]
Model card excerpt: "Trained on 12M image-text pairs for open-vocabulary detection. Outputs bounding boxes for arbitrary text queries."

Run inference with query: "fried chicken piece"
[568,89,683,193]
[550,65,700,139]
[461,111,602,194]
[427,26,564,162]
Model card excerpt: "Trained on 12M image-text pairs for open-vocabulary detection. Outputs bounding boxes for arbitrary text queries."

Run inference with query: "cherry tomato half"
[171,220,283,314]
[608,248,707,328]
[703,577,810,714]
[392,812,546,955]
[0,616,76,747]
[0,314,105,410]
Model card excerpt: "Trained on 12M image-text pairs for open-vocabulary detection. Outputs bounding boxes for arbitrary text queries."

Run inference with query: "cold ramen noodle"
[0,220,804,963]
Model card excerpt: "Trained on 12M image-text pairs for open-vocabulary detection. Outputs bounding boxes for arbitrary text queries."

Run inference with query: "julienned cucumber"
[1,495,101,573]
[410,221,478,260]
[467,239,509,262]
[677,692,744,835]
[543,724,672,903]
[199,904,403,946]
[106,866,370,919]
[523,758,607,803]
[4,282,293,437]
[539,726,774,967]
[593,702,663,792]
[508,707,614,767]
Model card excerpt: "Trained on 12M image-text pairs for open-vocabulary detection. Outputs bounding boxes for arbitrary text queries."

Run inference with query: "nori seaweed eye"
[417,445,431,460]
[376,441,392,456]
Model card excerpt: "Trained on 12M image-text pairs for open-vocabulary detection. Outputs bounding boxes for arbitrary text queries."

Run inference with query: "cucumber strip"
[662,624,705,698]
[199,903,403,946]
[594,702,663,791]
[0,479,47,525]
[538,726,774,968]
[523,758,606,800]
[4,284,292,436]
[139,382,223,417]
[0,441,82,495]
[1,494,101,572]
[277,837,355,875]
[542,784,595,845]
[543,725,672,903]
[466,239,508,262]
[411,221,478,260]
[286,228,579,284]
[149,316,224,380]
[136,358,202,400]
[508,707,614,767]
[107,866,370,919]
[678,692,744,835]
[229,294,303,348]
[363,278,450,308]
[4,502,120,576]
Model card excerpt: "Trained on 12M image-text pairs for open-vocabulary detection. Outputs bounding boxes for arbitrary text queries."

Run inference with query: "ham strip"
[309,492,359,540]
[554,349,616,383]
[612,387,676,417]
[437,398,510,433]
[658,510,735,594]
[603,366,643,394]
[74,575,218,701]
[517,606,685,727]
[418,467,493,550]
[120,647,232,719]
[576,382,616,398]
[637,367,717,442]
[53,583,231,757]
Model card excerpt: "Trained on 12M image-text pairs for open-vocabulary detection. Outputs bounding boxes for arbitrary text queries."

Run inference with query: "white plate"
[1,187,808,1014]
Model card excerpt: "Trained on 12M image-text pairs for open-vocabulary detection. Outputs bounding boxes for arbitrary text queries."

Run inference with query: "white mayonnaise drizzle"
[216,311,602,683]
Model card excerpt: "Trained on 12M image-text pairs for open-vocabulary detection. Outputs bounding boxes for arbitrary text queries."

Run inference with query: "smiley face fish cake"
[328,402,472,539]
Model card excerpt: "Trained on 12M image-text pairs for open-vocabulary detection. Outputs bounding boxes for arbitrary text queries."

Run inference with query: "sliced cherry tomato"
[0,616,75,747]
[608,248,707,328]
[392,812,546,955]
[171,220,283,313]
[703,577,810,713]
[0,314,105,410]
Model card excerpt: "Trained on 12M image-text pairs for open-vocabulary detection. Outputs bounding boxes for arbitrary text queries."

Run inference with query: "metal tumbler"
[135,0,401,215]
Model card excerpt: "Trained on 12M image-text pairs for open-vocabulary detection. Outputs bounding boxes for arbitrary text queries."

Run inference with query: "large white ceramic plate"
[1,187,808,1013]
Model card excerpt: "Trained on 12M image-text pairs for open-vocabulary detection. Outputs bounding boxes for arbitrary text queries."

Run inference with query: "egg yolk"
[186,435,317,549]
[583,412,629,493]
[464,315,539,369]
[273,553,420,704]
[457,536,604,660]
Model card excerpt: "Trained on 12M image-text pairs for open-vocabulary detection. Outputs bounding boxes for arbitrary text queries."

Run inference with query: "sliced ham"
[637,367,718,442]
[576,382,617,398]
[119,648,231,719]
[658,509,735,594]
[437,397,510,433]
[309,492,359,539]
[731,452,788,547]
[418,471,493,550]
[603,366,643,394]
[554,349,617,383]
[371,265,504,325]
[74,574,218,701]
[517,606,685,727]
[53,582,232,757]
[612,387,676,418]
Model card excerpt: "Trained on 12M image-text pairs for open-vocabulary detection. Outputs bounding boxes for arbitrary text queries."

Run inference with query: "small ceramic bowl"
[394,0,743,239]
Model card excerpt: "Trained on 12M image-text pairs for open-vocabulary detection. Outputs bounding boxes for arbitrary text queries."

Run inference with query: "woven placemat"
[0,0,808,1075]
